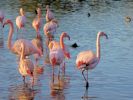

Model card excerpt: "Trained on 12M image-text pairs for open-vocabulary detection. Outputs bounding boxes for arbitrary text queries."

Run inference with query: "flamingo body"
[46,5,54,22]
[32,8,43,37]
[44,19,58,36]
[76,31,108,89]
[19,58,34,77]
[76,50,98,70]
[16,16,26,29]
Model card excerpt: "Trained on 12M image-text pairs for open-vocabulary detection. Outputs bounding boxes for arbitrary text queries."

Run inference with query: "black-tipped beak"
[35,9,37,14]
[3,25,4,28]
[67,35,70,40]
[105,34,108,39]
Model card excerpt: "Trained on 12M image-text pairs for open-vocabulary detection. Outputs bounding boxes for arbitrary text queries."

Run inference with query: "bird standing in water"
[76,31,108,89]
[16,8,26,39]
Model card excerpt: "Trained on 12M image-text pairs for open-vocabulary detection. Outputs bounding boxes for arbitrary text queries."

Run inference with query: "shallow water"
[0,0,133,100]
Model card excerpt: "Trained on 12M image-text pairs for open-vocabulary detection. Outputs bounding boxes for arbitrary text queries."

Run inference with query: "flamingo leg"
[58,64,61,80]
[31,76,34,89]
[82,69,89,89]
[52,66,55,83]
[62,62,65,76]
[16,28,18,40]
[23,76,26,84]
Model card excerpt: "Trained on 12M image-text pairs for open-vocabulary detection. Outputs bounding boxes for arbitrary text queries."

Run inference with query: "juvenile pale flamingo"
[49,32,70,82]
[16,8,26,39]
[32,8,43,37]
[18,43,34,84]
[3,19,43,60]
[76,31,108,89]
[46,5,54,22]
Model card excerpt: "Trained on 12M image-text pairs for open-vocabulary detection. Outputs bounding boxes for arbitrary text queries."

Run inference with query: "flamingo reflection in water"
[8,83,39,100]
[50,74,70,100]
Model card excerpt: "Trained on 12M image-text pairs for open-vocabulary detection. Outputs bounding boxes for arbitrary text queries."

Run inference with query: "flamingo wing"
[19,58,34,77]
[76,50,97,70]
[12,39,39,56]
[49,48,64,65]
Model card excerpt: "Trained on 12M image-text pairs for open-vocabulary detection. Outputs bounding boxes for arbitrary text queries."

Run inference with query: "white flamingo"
[76,31,108,89]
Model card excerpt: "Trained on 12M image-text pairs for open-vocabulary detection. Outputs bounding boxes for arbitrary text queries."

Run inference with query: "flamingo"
[76,31,108,89]
[3,19,43,60]
[16,8,26,39]
[32,8,43,37]
[49,32,70,82]
[46,5,54,22]
[18,43,34,85]
[43,19,58,46]
[49,32,70,59]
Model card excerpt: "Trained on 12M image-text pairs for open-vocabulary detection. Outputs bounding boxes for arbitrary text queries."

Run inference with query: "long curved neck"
[60,34,65,50]
[96,33,101,60]
[7,22,14,50]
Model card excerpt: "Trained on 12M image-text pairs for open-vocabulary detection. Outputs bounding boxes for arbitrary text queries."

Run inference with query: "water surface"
[0,0,133,100]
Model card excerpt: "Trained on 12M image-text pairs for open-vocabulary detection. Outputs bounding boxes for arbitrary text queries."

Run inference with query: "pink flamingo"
[49,32,70,82]
[3,19,43,60]
[43,19,58,46]
[32,8,43,37]
[46,5,54,22]
[76,32,108,89]
[16,8,26,39]
[18,43,34,84]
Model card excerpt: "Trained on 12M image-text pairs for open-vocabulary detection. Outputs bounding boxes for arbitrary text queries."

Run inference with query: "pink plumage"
[76,31,108,89]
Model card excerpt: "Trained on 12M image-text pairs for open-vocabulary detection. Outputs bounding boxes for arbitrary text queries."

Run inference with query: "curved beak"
[105,34,108,39]
[66,35,70,40]
[35,9,37,14]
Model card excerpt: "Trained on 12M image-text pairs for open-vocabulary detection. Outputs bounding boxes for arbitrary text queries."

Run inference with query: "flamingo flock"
[1,5,108,90]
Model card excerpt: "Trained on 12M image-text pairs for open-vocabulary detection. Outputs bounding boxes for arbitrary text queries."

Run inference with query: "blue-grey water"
[0,0,133,100]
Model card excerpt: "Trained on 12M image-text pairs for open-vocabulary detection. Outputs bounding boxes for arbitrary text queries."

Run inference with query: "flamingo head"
[46,5,49,10]
[20,8,25,16]
[35,8,41,17]
[3,19,12,27]
[62,32,70,40]
[99,31,108,39]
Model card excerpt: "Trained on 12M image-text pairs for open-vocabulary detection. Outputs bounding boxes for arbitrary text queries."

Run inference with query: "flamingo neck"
[7,21,14,50]
[60,34,65,50]
[96,33,101,60]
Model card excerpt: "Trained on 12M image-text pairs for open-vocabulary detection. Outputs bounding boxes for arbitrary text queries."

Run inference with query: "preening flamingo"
[32,8,43,37]
[49,32,70,82]
[18,43,34,84]
[16,8,26,39]
[46,5,54,22]
[3,19,43,60]
[76,31,108,89]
